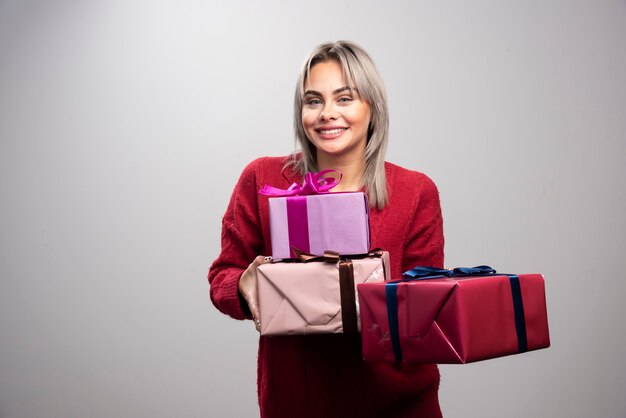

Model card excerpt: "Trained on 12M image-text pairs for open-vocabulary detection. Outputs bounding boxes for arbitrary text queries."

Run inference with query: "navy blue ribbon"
[402,266,452,280]
[508,275,528,353]
[451,265,496,276]
[385,282,403,362]
[386,265,527,362]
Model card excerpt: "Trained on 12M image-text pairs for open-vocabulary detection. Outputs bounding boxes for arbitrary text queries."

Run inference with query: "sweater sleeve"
[402,174,445,272]
[208,160,265,320]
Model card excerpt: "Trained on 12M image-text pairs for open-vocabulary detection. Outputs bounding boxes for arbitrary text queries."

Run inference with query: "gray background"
[1,1,625,417]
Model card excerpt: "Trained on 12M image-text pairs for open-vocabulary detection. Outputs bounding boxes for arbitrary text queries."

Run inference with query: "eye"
[338,96,353,104]
[305,97,322,106]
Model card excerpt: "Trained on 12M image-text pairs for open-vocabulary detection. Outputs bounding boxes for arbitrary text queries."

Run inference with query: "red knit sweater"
[208,156,445,418]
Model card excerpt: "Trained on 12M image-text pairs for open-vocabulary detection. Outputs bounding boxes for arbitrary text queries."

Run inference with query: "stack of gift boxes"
[257,173,550,364]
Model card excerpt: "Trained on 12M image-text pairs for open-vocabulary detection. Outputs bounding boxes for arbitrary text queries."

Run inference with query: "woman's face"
[301,60,371,162]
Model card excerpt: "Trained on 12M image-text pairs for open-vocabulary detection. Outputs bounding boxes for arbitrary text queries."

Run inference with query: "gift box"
[357,266,550,363]
[259,170,370,259]
[257,251,389,336]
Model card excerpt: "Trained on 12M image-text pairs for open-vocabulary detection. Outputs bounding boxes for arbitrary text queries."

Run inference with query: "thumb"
[254,255,273,266]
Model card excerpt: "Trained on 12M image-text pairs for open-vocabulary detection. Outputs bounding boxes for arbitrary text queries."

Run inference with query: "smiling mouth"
[318,128,346,134]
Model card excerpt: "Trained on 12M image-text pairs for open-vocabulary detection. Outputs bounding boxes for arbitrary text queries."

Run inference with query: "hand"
[239,255,272,332]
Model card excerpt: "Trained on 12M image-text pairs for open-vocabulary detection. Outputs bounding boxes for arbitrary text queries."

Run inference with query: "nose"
[319,103,338,121]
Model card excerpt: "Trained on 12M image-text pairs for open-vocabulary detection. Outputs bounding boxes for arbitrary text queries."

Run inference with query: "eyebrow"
[304,86,357,96]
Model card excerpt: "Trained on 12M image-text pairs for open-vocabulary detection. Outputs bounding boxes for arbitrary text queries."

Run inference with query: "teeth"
[319,128,346,134]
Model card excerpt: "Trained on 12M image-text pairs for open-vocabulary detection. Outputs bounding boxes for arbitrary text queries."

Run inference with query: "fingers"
[246,289,261,328]
[240,255,273,333]
[254,317,261,332]
[249,256,273,331]
[251,255,272,267]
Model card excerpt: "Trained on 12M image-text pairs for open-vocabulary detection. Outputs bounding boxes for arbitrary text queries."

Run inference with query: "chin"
[317,146,347,157]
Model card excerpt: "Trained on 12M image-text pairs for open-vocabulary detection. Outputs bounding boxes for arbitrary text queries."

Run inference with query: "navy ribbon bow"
[401,266,452,280]
[386,265,528,362]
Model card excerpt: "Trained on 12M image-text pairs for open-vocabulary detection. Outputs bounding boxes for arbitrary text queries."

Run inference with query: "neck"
[317,153,365,192]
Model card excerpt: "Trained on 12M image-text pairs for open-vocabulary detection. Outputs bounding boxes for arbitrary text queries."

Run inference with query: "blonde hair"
[289,40,389,209]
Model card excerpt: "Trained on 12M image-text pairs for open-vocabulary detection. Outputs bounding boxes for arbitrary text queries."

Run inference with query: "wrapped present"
[259,170,370,259]
[257,250,389,336]
[357,266,550,363]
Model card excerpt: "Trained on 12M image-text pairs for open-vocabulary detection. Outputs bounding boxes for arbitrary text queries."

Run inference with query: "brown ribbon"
[338,259,358,333]
[291,247,384,263]
[292,247,341,263]
[290,247,385,334]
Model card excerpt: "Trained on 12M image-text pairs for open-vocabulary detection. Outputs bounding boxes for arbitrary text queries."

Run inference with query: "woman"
[208,41,444,418]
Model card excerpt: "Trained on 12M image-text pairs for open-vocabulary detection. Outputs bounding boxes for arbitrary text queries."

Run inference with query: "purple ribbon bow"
[258,169,342,196]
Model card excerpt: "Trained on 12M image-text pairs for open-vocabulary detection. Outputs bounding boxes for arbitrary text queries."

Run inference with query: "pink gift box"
[257,251,389,336]
[358,273,550,363]
[268,192,370,259]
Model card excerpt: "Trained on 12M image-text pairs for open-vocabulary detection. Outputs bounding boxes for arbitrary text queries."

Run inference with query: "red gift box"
[357,270,550,363]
